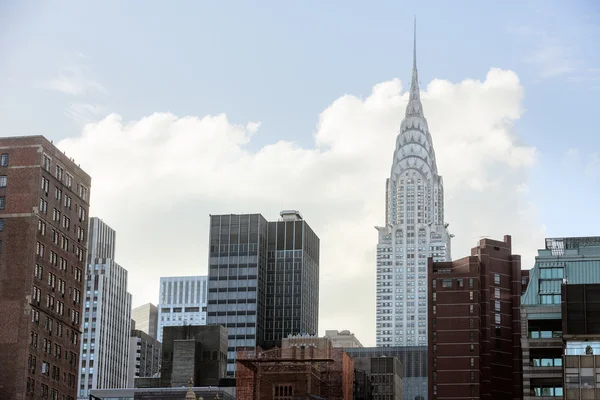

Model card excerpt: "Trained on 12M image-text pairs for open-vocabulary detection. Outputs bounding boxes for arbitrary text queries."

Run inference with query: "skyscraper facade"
[0,135,91,400]
[207,213,269,376]
[131,303,159,340]
[264,210,319,348]
[157,275,208,342]
[375,22,451,348]
[207,211,320,376]
[78,218,132,399]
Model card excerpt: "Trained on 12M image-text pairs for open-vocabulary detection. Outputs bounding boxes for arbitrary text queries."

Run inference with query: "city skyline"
[1,1,599,347]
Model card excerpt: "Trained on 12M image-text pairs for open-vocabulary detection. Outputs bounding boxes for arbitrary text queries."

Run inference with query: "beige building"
[325,330,363,348]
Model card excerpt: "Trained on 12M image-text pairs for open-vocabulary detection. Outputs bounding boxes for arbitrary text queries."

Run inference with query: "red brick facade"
[428,235,523,400]
[0,136,91,400]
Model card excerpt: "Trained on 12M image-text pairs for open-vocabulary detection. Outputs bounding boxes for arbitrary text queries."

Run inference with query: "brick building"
[428,235,523,400]
[0,135,91,400]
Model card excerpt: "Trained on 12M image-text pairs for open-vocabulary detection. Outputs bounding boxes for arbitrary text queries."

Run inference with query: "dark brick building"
[0,136,91,400]
[428,235,523,400]
[159,324,228,387]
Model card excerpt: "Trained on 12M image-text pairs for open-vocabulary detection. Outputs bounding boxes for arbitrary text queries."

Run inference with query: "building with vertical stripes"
[157,276,208,342]
[78,218,131,399]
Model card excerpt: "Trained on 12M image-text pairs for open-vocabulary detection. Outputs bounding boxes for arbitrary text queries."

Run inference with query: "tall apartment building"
[428,235,523,400]
[157,275,208,342]
[131,303,158,340]
[78,218,132,399]
[521,236,600,399]
[375,21,451,348]
[0,135,91,400]
[207,210,320,376]
[127,329,161,388]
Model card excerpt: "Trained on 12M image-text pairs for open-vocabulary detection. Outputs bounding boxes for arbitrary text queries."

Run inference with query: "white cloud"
[45,65,106,96]
[58,68,544,346]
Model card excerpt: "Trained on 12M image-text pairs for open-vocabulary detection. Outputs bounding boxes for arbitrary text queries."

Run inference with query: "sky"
[1,0,599,346]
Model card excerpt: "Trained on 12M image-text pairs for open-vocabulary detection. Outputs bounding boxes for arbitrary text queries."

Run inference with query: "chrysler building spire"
[407,17,422,116]
[375,21,451,356]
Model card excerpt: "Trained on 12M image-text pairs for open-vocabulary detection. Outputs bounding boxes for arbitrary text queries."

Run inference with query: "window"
[39,198,47,214]
[43,155,51,170]
[432,279,436,288]
[0,175,6,187]
[495,313,501,324]
[470,344,475,352]
[55,165,63,181]
[0,196,5,210]
[432,292,436,302]
[469,291,474,300]
[494,287,500,299]
[38,219,46,235]
[54,187,62,201]
[32,286,42,302]
[469,278,473,288]
[470,357,475,367]
[65,173,73,188]
[433,306,436,315]
[469,304,474,314]
[41,176,49,193]
[494,273,500,285]
[35,264,43,279]
[0,154,8,167]
[495,300,501,312]
[441,279,452,288]
[0,218,3,231]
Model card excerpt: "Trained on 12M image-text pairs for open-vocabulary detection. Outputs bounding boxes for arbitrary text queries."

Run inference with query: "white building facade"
[157,275,208,342]
[78,218,132,399]
[375,23,452,347]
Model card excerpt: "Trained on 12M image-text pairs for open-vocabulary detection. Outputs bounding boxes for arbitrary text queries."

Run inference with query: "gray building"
[127,329,161,388]
[132,303,159,340]
[158,275,208,342]
[207,211,320,375]
[521,236,600,399]
[78,218,132,399]
[345,346,426,400]
[354,357,403,400]
[160,324,228,387]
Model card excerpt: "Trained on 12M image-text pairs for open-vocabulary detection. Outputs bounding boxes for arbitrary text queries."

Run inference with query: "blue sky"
[1,0,599,341]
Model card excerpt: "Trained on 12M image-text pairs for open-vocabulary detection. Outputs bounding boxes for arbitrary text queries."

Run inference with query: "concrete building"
[428,235,523,400]
[127,329,161,388]
[236,334,354,400]
[354,357,403,400]
[521,236,600,399]
[375,21,451,349]
[207,210,320,375]
[325,329,364,348]
[159,324,228,387]
[157,275,208,342]
[345,346,427,400]
[0,135,91,400]
[78,218,132,399]
[131,303,159,340]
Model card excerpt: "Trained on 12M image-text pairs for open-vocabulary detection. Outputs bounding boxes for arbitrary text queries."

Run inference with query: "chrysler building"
[375,21,452,347]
